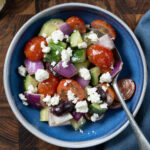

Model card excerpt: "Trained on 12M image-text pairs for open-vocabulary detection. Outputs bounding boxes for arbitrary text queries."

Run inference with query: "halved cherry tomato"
[24,36,47,61]
[38,72,59,97]
[66,16,86,33]
[101,67,112,74]
[57,79,85,101]
[91,20,116,39]
[87,44,114,68]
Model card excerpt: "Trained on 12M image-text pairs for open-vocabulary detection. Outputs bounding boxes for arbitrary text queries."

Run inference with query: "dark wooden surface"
[0,0,150,149]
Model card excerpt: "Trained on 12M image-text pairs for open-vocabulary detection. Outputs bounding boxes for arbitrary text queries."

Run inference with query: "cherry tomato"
[57,79,85,101]
[66,16,86,33]
[24,36,47,61]
[87,44,114,68]
[91,20,116,39]
[38,72,59,97]
[101,67,112,74]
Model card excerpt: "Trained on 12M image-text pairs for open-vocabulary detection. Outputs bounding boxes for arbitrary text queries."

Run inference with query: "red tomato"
[38,72,59,97]
[66,16,86,33]
[57,79,85,101]
[24,36,47,61]
[87,44,114,68]
[91,20,116,39]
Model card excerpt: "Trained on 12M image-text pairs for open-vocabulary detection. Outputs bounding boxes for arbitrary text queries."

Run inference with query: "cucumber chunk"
[40,107,49,121]
[71,116,86,131]
[70,30,83,48]
[39,19,64,36]
[74,60,90,72]
[90,66,101,86]
[89,103,107,115]
[71,49,86,63]
[24,75,38,91]
[43,41,67,63]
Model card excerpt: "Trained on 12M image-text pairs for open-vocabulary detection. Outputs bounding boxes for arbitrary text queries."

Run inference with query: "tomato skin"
[24,36,47,61]
[57,79,85,101]
[87,44,114,68]
[91,20,116,39]
[66,16,86,33]
[38,72,59,97]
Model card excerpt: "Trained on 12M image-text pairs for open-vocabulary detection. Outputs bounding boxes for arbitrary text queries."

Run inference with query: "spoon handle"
[113,81,150,150]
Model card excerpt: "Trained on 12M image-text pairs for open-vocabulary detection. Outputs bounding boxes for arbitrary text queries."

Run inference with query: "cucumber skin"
[40,107,49,121]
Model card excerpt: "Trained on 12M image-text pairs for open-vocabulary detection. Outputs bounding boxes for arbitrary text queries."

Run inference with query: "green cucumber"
[90,66,101,86]
[71,117,86,131]
[40,107,49,121]
[71,49,86,63]
[74,60,90,72]
[85,85,92,98]
[39,19,64,36]
[43,41,67,63]
[24,75,38,91]
[89,103,107,115]
[70,30,83,48]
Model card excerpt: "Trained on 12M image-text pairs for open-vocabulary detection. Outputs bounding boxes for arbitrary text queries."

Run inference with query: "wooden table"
[0,0,150,149]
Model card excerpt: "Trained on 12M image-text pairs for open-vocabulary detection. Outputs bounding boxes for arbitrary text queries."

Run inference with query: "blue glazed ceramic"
[4,3,147,148]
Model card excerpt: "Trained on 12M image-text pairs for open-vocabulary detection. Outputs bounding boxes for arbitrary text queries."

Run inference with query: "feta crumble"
[64,80,71,86]
[27,85,37,94]
[23,101,28,106]
[35,69,49,82]
[64,34,69,42]
[56,50,59,55]
[100,72,112,83]
[78,42,87,49]
[110,64,114,70]
[79,68,91,80]
[101,85,107,92]
[67,90,79,104]
[41,41,51,53]
[91,113,99,122]
[75,100,88,113]
[100,103,108,109]
[79,129,84,134]
[18,93,27,101]
[18,65,27,77]
[61,47,72,68]
[43,94,60,106]
[51,61,56,67]
[41,33,47,38]
[87,87,102,103]
[87,31,98,42]
[46,36,52,43]
[51,30,64,44]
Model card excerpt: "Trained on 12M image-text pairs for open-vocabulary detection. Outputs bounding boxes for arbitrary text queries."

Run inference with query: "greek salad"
[18,16,136,131]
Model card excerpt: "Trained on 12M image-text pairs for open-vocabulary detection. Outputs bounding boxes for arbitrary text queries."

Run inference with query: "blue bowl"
[4,3,147,148]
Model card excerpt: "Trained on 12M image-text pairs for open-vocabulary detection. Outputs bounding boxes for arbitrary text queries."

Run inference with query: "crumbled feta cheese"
[41,41,51,53]
[43,95,51,103]
[18,65,27,77]
[23,101,28,106]
[50,94,60,106]
[18,93,27,101]
[41,33,47,38]
[27,85,37,94]
[46,36,52,43]
[100,72,112,83]
[78,42,87,49]
[101,85,107,92]
[35,69,49,82]
[64,34,69,42]
[67,90,79,104]
[51,30,64,44]
[106,83,110,87]
[64,80,71,86]
[56,50,59,55]
[51,61,56,67]
[100,103,108,109]
[79,129,84,134]
[87,87,102,103]
[87,31,98,42]
[79,68,91,80]
[75,100,88,113]
[91,113,99,122]
[110,64,114,70]
[61,47,72,68]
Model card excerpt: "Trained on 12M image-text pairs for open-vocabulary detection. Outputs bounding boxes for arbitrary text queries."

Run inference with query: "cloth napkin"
[68,10,150,150]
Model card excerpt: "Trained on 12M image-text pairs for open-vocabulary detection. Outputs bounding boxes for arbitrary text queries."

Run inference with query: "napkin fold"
[68,10,150,150]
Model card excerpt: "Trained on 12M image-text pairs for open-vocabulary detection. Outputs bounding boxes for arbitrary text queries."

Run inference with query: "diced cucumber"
[90,66,101,86]
[70,30,83,48]
[40,107,49,121]
[43,41,67,63]
[24,75,38,91]
[89,103,107,115]
[74,60,90,72]
[85,85,92,98]
[71,49,86,63]
[71,117,86,131]
[39,19,64,36]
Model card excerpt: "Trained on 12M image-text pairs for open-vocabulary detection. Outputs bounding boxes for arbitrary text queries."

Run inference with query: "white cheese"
[78,42,87,49]
[35,69,49,82]
[41,33,47,38]
[18,65,27,77]
[43,95,51,103]
[100,72,112,83]
[50,94,60,106]
[22,101,28,106]
[75,100,88,113]
[64,80,71,86]
[56,50,59,55]
[79,68,91,80]
[79,129,84,134]
[106,83,110,87]
[100,103,108,109]
[51,30,64,44]
[91,113,99,122]
[64,34,69,42]
[41,41,51,53]
[46,36,52,43]
[87,31,98,42]
[110,64,114,70]
[27,85,37,94]
[101,85,107,92]
[67,90,79,104]
[51,61,56,67]
[18,93,27,101]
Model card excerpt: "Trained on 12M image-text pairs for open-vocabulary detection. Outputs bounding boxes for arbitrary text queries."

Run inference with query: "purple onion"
[53,61,77,78]
[24,59,44,75]
[59,23,73,35]
[24,92,43,109]
[72,112,84,122]
[75,76,90,88]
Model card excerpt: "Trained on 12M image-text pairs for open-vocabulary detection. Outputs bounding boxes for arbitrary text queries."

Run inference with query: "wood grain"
[0,0,149,149]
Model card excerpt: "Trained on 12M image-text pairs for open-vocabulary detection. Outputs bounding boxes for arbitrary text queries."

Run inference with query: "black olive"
[97,87,107,101]
[63,101,74,113]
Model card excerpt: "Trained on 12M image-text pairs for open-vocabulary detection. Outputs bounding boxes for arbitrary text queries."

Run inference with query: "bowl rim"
[3,2,147,148]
